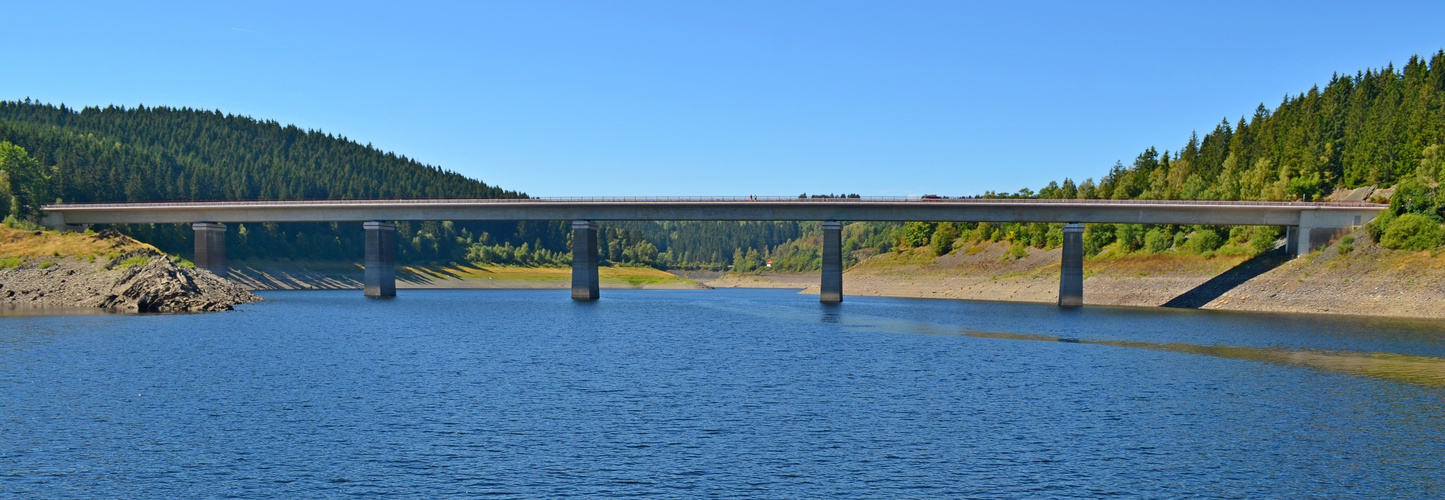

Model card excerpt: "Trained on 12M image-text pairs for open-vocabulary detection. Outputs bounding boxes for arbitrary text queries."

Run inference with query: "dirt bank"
[710,243,1251,306]
[1202,228,1445,318]
[708,237,1445,320]
[0,229,258,312]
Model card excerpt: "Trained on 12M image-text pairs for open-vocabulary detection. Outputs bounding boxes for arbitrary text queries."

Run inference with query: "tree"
[0,141,50,220]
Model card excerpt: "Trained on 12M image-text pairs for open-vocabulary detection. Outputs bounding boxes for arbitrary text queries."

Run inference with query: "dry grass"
[853,240,1252,281]
[0,226,151,259]
[1086,251,1249,277]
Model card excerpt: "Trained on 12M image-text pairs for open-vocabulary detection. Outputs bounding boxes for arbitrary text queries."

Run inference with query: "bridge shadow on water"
[1162,246,1291,309]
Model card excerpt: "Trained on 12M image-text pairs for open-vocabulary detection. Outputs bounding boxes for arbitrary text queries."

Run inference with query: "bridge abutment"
[571,221,600,301]
[363,221,396,297]
[1291,210,1370,257]
[1059,223,1084,308]
[191,223,227,277]
[821,221,843,303]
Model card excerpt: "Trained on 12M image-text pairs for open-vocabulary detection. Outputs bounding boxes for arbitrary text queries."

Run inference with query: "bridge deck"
[43,197,1385,226]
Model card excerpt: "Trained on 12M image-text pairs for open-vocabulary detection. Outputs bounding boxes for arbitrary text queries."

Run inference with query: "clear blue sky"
[4,1,1443,197]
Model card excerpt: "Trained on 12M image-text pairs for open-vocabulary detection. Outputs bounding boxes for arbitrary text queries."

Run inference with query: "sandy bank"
[708,237,1445,320]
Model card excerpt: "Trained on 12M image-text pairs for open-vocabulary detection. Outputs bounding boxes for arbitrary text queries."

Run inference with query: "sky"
[3,1,1444,197]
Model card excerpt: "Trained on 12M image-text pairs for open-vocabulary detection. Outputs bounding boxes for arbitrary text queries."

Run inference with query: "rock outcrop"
[0,247,259,312]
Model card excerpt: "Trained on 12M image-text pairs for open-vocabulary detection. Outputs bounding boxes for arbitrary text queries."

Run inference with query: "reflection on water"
[967,331,1445,388]
[0,304,121,317]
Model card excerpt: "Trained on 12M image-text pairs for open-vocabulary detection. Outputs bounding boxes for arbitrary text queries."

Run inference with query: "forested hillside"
[0,101,518,202]
[823,51,1445,262]
[1040,50,1445,202]
[0,101,807,266]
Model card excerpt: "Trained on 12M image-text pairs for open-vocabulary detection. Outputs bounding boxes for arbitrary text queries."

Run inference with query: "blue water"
[2,289,1444,498]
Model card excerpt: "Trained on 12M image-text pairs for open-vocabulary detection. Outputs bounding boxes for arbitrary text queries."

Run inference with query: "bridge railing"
[43,197,1386,210]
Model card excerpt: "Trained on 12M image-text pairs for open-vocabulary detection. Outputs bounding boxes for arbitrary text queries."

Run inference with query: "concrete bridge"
[42,197,1384,306]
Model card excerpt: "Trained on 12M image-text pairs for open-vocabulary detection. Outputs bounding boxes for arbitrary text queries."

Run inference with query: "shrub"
[1082,224,1115,257]
[1114,224,1144,252]
[968,223,995,244]
[1365,210,1395,242]
[1187,229,1224,253]
[1045,225,1064,248]
[1006,242,1029,260]
[929,223,959,256]
[901,222,935,248]
[1249,226,1283,252]
[1379,213,1445,251]
[2,215,41,231]
[1144,228,1171,254]
[1338,235,1355,255]
[1228,226,1249,244]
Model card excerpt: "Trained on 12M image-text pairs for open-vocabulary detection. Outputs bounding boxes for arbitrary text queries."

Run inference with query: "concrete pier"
[571,221,600,301]
[821,221,843,303]
[1059,223,1084,308]
[363,221,396,297]
[191,222,227,277]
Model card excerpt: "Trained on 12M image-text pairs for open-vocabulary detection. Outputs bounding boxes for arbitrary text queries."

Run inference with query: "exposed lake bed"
[3,289,1443,497]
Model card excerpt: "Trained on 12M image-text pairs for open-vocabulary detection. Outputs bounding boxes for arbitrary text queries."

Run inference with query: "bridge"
[42,197,1384,306]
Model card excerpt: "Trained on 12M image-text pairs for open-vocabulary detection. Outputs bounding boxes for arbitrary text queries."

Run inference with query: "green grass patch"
[118,256,151,268]
[0,258,23,269]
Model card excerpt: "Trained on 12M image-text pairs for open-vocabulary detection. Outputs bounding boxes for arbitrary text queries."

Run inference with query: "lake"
[2,288,1444,497]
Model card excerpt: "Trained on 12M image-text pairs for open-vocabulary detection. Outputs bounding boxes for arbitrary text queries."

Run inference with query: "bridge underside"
[111,199,1380,306]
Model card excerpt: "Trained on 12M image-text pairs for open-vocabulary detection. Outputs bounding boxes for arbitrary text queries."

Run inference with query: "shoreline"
[225,261,710,291]
[704,233,1445,321]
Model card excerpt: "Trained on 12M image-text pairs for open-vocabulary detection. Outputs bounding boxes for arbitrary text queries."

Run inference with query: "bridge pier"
[1059,223,1084,308]
[363,221,396,297]
[821,221,843,303]
[571,221,600,301]
[191,223,227,277]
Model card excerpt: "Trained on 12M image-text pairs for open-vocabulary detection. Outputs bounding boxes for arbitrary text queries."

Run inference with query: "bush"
[1379,213,1445,251]
[1228,226,1249,244]
[1338,235,1355,255]
[929,223,959,256]
[1082,224,1115,257]
[1365,210,1395,242]
[969,223,994,244]
[1006,242,1029,260]
[1187,229,1224,253]
[1143,228,1171,254]
[900,222,935,248]
[2,215,41,231]
[1115,224,1144,252]
[1249,226,1283,252]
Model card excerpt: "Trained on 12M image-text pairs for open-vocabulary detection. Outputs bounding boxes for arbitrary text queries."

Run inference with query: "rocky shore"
[0,229,258,313]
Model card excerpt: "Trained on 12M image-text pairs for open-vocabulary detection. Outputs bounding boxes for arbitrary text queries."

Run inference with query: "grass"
[117,256,151,268]
[0,225,150,260]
